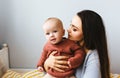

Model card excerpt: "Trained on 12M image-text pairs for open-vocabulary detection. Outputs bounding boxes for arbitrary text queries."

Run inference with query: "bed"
[0,43,119,78]
[0,44,44,78]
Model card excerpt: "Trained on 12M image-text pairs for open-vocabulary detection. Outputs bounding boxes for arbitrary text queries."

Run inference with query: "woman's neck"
[79,40,89,54]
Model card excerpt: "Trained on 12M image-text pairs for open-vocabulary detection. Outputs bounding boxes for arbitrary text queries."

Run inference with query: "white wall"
[0,0,120,73]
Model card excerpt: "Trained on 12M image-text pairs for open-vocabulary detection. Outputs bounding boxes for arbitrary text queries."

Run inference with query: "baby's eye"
[46,33,50,35]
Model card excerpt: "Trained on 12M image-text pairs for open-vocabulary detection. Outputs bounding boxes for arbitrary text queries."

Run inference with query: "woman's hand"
[44,51,69,72]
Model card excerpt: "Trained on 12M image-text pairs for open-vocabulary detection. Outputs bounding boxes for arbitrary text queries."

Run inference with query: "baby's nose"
[50,33,54,36]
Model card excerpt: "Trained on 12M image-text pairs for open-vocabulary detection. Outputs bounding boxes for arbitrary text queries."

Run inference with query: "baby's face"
[43,20,64,44]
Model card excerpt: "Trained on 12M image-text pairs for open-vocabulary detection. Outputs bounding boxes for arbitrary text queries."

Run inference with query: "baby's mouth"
[51,38,56,41]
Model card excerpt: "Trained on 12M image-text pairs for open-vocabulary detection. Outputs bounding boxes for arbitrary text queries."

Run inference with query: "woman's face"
[67,15,83,42]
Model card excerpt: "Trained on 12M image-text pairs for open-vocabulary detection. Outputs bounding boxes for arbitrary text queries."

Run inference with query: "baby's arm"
[37,46,48,70]
[68,48,85,69]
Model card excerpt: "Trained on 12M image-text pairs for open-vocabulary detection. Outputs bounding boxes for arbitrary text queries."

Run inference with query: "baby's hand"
[37,66,44,72]
[68,61,72,68]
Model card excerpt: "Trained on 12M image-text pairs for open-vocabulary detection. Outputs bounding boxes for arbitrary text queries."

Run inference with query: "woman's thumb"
[50,51,57,56]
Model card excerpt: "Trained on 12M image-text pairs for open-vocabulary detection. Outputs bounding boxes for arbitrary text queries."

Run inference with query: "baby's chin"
[50,42,57,45]
[68,37,74,41]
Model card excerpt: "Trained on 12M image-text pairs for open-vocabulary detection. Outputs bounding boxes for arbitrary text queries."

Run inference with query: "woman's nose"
[67,28,71,33]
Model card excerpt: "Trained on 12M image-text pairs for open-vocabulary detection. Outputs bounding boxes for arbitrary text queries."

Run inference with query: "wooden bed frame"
[0,43,9,69]
[0,43,33,74]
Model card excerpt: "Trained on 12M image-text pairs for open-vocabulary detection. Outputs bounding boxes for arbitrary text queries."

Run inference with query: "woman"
[44,10,110,78]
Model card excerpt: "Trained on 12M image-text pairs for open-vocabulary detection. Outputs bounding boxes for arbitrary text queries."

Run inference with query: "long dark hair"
[77,10,110,78]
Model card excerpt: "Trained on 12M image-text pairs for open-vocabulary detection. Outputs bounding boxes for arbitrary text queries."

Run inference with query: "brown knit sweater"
[37,38,85,78]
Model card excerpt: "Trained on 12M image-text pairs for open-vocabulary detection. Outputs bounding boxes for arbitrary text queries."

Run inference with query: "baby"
[37,17,85,78]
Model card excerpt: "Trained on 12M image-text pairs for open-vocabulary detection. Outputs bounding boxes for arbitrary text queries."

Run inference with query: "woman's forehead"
[72,15,82,29]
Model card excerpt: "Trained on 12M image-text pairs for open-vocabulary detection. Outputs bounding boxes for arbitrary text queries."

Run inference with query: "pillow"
[22,69,45,78]
[2,70,22,78]
[2,70,120,78]
[110,73,120,78]
[2,69,45,78]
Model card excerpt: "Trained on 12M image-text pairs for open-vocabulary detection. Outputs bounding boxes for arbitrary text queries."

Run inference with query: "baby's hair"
[44,17,63,28]
[45,17,62,23]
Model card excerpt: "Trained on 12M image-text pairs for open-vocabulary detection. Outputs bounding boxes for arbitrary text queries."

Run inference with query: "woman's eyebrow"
[71,24,78,28]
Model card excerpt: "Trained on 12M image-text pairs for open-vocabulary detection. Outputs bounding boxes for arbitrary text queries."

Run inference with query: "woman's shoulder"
[76,49,101,78]
[87,50,98,58]
[86,49,100,64]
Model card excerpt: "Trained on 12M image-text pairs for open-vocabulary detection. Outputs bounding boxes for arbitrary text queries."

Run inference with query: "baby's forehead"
[47,18,61,23]
[45,20,61,26]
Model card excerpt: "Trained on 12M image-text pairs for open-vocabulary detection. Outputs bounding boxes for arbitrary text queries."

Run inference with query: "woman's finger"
[49,51,70,60]
[55,60,68,65]
[55,56,70,60]
[49,51,58,56]
[55,64,69,69]
[52,66,65,72]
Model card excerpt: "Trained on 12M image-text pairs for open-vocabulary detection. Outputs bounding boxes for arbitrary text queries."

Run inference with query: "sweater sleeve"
[68,45,85,69]
[37,46,48,69]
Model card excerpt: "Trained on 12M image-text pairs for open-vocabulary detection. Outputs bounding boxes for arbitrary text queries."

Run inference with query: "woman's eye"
[53,30,57,33]
[73,28,77,31]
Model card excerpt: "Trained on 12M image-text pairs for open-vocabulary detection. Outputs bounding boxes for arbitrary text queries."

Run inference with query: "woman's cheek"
[74,33,83,41]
